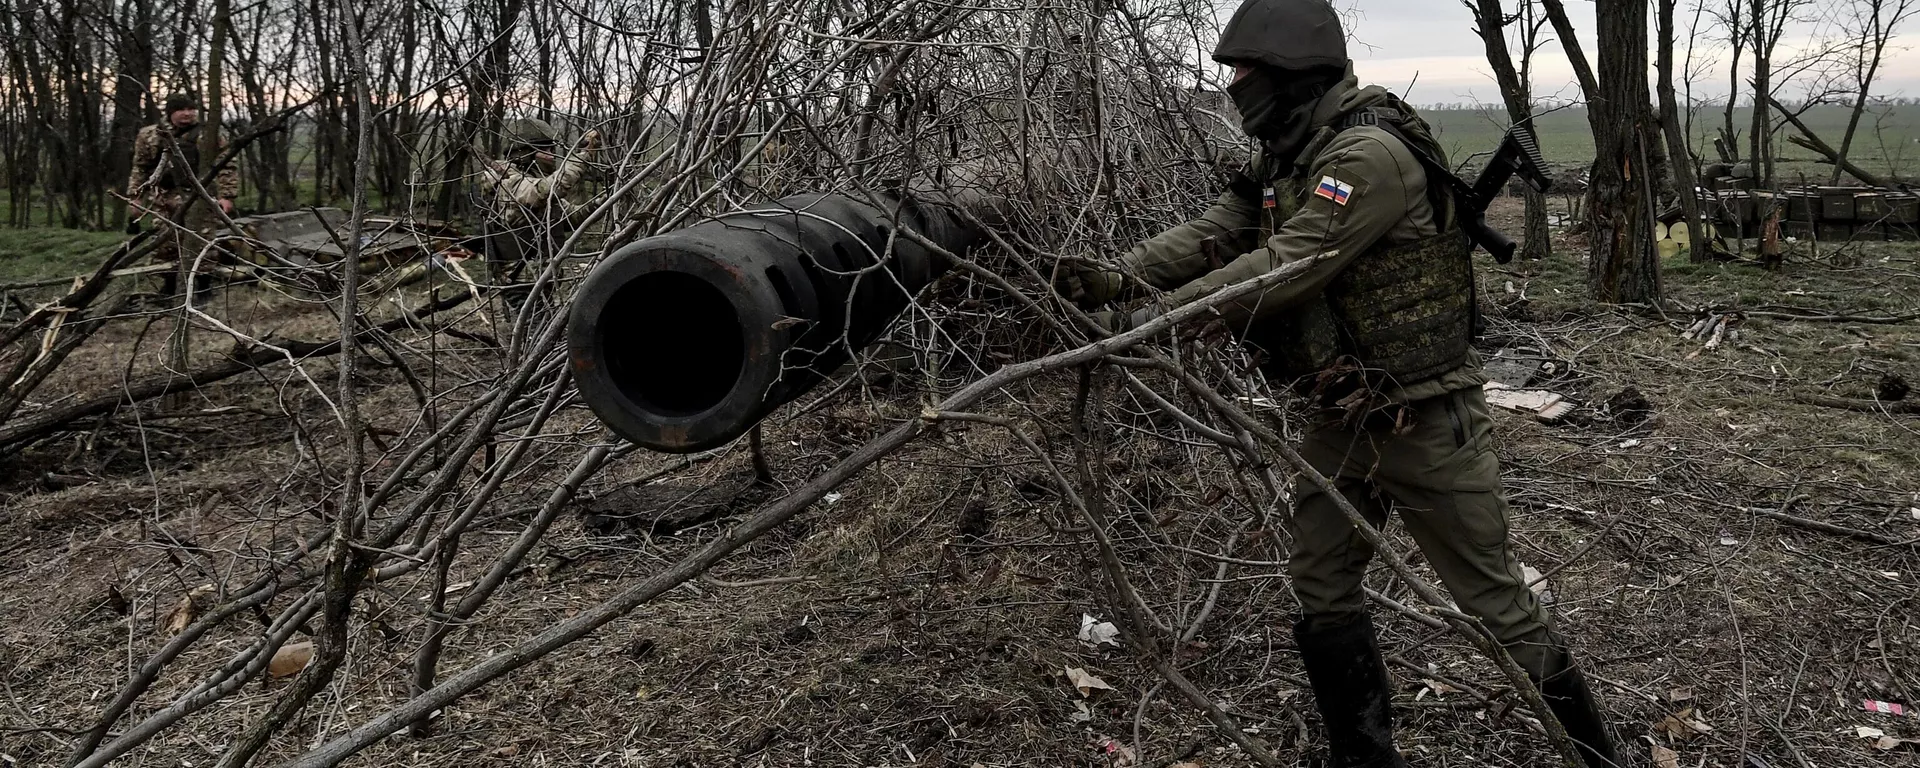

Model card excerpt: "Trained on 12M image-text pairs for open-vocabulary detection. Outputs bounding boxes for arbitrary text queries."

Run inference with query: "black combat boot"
[1533,647,1623,768]
[1295,614,1408,768]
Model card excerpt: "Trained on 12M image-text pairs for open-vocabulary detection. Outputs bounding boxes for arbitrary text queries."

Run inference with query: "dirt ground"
[3,197,1918,767]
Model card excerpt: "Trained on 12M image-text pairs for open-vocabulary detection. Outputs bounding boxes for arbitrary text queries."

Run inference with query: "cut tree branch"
[1762,92,1891,187]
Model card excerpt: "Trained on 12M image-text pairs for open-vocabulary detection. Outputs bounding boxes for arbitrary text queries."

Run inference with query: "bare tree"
[1467,0,1553,261]
[105,0,156,229]
[1589,0,1661,302]
[1829,0,1920,183]
[1748,0,1816,185]
[1658,0,1712,261]
[1713,0,1750,160]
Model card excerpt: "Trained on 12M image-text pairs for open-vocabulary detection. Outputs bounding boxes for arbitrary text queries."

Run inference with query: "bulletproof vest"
[1240,103,1475,392]
[145,125,204,191]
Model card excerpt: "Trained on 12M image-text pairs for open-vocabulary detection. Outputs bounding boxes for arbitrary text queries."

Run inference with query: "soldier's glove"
[1055,257,1126,308]
[1087,306,1161,335]
[1176,306,1233,346]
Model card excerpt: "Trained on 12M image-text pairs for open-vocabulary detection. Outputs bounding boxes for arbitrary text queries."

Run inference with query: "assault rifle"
[1378,122,1552,264]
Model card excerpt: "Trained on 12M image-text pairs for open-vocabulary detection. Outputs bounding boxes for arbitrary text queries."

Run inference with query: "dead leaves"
[1089,734,1137,766]
[1855,726,1920,751]
[1655,707,1714,741]
[268,641,314,678]
[1064,666,1114,697]
[160,584,215,635]
[1077,614,1120,648]
[1645,706,1713,767]
[1415,678,1459,701]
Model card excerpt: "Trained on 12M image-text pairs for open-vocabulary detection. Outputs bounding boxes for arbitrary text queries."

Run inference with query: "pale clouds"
[1329,0,1920,106]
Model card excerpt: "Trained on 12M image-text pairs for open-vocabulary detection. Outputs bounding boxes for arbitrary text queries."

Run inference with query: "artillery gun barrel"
[568,192,983,453]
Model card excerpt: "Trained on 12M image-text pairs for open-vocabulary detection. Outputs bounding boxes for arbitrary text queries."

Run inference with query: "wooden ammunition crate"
[1714,191,1756,227]
[1886,192,1920,224]
[1854,192,1890,222]
[1784,190,1818,221]
[1819,187,1858,220]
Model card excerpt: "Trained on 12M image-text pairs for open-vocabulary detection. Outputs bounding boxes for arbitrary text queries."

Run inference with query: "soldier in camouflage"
[127,93,239,222]
[478,118,600,325]
[128,94,240,297]
[1062,1,1622,766]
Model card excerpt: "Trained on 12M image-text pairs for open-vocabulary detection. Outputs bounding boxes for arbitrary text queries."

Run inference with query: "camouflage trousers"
[141,193,218,299]
[1286,385,1565,677]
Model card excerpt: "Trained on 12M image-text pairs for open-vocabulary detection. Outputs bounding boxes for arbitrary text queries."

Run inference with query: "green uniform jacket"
[1120,71,1484,402]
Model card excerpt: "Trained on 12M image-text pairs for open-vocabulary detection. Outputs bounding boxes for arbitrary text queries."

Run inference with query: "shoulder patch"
[1313,175,1354,206]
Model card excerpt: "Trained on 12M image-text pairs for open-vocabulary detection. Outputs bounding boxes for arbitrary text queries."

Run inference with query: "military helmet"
[163,93,200,115]
[1212,0,1348,72]
[506,118,559,149]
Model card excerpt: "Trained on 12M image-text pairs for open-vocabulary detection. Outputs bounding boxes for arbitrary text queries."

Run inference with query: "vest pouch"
[1247,295,1342,383]
[153,127,204,191]
[1327,230,1474,386]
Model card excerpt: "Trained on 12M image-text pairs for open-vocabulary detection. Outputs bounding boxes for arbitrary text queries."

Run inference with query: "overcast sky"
[1313,0,1920,106]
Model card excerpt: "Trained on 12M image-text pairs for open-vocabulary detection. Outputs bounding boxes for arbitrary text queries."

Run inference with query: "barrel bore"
[599,271,743,417]
[569,192,981,453]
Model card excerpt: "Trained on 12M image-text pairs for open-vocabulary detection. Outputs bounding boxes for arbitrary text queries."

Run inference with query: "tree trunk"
[1472,0,1552,260]
[1722,0,1745,161]
[197,0,230,226]
[309,0,339,205]
[1588,0,1661,303]
[107,0,154,229]
[0,0,40,227]
[1657,0,1712,261]
[1749,0,1770,186]
[386,0,419,205]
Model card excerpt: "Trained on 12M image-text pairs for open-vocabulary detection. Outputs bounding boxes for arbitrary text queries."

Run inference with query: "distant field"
[1419,104,1920,181]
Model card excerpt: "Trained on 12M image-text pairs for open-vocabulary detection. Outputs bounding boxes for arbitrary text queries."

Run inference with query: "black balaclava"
[1228,66,1337,161]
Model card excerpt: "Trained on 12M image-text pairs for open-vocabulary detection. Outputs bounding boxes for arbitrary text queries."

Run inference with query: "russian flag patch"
[1313,176,1354,206]
[1262,187,1277,208]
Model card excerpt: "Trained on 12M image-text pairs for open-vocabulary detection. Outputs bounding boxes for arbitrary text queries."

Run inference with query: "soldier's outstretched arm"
[534,129,601,201]
[1162,130,1422,325]
[1119,173,1262,291]
[486,137,598,208]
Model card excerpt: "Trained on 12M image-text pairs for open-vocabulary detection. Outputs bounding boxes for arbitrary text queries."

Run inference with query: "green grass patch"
[0,227,130,283]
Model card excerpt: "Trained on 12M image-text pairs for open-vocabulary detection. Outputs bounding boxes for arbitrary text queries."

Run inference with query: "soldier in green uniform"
[1061,2,1621,766]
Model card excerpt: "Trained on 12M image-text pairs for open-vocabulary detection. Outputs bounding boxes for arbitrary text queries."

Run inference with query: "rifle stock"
[1382,121,1550,264]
